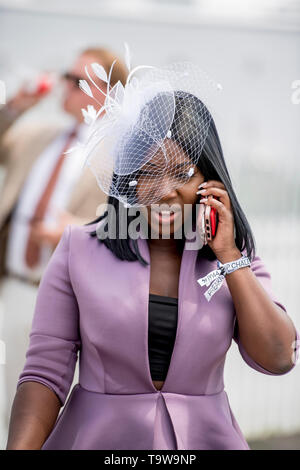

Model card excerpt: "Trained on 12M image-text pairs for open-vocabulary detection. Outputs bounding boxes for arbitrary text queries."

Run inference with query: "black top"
[148,293,178,381]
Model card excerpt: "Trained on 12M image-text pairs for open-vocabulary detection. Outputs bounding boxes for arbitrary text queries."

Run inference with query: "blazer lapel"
[136,235,201,392]
[136,232,233,393]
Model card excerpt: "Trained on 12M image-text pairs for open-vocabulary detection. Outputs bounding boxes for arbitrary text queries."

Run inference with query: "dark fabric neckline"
[149,293,178,305]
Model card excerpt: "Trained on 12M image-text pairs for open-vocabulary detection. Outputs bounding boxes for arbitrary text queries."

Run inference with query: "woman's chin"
[148,220,184,239]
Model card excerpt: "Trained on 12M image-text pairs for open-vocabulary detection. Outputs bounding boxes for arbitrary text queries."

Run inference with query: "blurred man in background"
[0,46,128,445]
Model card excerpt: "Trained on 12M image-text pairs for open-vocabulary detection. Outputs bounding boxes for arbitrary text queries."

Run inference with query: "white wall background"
[0,0,299,443]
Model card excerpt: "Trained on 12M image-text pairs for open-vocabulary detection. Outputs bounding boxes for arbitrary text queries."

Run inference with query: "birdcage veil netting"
[69,59,223,208]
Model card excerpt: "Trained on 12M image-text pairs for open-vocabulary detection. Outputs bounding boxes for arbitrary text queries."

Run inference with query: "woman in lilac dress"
[6,75,299,450]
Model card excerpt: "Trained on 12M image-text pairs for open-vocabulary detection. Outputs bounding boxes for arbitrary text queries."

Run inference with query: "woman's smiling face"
[137,139,205,237]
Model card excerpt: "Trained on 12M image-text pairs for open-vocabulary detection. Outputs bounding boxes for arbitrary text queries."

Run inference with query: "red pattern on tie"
[24,126,78,268]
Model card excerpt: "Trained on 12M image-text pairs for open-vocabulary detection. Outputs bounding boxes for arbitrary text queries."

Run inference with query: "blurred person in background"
[0,46,128,445]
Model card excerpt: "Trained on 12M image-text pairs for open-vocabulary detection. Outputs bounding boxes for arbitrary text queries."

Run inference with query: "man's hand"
[29,209,87,248]
[6,76,52,115]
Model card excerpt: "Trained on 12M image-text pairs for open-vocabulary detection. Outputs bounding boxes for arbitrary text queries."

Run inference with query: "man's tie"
[24,126,78,268]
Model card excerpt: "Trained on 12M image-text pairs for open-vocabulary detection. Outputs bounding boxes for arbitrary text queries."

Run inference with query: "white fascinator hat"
[67,44,223,208]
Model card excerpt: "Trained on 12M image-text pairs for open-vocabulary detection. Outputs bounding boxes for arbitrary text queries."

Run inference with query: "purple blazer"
[17,222,299,450]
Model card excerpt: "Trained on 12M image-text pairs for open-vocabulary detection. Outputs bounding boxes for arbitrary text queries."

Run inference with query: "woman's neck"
[147,237,185,255]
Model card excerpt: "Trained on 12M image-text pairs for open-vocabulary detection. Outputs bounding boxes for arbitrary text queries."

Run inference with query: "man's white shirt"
[6,122,90,282]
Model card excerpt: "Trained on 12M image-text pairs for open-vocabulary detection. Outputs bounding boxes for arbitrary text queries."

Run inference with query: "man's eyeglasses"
[61,71,107,91]
[61,72,84,88]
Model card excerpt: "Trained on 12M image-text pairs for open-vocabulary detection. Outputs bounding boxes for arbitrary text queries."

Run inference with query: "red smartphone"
[204,197,218,241]
[210,207,218,237]
[198,195,218,244]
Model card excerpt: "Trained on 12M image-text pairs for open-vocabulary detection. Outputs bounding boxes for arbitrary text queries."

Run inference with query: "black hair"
[85,91,256,265]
